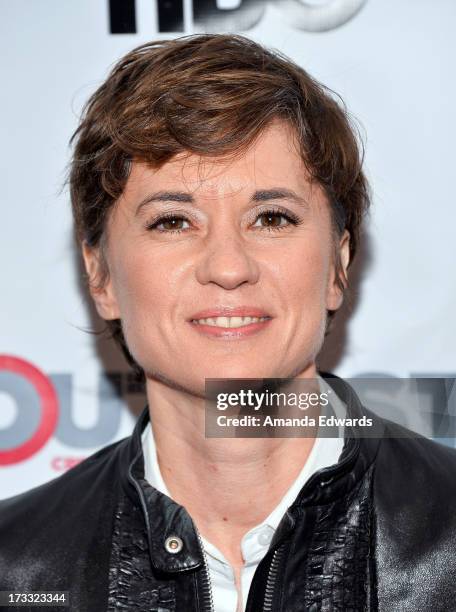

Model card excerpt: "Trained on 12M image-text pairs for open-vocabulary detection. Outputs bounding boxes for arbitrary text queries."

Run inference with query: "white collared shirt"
[141,376,346,612]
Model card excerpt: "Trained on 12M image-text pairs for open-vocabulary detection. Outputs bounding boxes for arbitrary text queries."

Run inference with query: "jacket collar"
[292,372,383,505]
[121,407,204,573]
[120,373,383,573]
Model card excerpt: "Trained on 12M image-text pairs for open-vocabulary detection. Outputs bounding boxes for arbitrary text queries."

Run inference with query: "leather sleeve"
[373,424,456,612]
[0,440,125,612]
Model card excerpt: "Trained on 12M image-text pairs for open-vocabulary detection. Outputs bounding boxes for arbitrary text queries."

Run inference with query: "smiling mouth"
[191,316,271,328]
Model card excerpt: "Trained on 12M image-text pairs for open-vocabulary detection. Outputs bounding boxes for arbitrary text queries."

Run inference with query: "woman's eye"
[147,210,299,234]
[147,216,190,233]
[253,211,295,230]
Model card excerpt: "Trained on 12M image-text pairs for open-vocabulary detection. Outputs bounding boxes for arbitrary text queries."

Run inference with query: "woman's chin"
[194,363,278,381]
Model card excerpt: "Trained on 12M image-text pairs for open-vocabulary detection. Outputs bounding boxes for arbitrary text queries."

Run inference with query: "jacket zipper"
[196,530,285,612]
[195,527,215,612]
[263,543,285,612]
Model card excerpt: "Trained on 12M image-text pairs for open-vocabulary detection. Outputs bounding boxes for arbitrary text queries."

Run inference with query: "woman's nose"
[195,231,260,290]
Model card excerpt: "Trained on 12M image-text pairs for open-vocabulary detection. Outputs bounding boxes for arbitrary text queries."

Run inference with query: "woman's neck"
[145,374,318,567]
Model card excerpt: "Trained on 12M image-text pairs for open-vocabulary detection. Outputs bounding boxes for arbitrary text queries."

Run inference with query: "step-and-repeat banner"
[1,0,455,498]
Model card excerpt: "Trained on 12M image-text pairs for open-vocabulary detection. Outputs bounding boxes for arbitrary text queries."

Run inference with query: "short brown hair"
[70,34,370,377]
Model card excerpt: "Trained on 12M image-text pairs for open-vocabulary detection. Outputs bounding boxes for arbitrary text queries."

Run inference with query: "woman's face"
[83,120,349,396]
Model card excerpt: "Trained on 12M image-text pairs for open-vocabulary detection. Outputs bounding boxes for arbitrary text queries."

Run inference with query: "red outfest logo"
[0,356,128,467]
[0,355,59,465]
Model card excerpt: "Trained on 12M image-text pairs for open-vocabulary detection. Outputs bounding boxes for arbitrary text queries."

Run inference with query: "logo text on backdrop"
[109,0,367,35]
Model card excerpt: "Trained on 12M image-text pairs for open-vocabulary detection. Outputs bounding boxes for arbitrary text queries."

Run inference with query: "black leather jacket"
[1,374,456,612]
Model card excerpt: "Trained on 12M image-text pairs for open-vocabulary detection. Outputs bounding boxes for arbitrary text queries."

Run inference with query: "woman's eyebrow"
[135,191,194,215]
[135,188,309,215]
[252,189,310,209]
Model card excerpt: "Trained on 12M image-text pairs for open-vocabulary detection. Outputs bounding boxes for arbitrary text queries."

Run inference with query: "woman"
[1,34,456,612]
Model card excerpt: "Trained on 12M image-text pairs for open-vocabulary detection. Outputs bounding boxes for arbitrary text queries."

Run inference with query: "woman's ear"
[81,241,120,320]
[326,230,350,312]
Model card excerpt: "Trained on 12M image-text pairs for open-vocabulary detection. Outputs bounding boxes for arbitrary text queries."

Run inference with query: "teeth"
[193,316,269,328]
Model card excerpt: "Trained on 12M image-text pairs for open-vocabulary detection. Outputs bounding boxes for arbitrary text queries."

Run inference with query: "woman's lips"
[188,313,273,339]
[189,306,271,320]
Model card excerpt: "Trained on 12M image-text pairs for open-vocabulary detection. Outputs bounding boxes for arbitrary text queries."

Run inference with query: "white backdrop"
[1,0,455,498]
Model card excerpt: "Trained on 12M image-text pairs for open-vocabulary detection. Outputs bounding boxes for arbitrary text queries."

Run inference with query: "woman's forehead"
[122,122,319,206]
